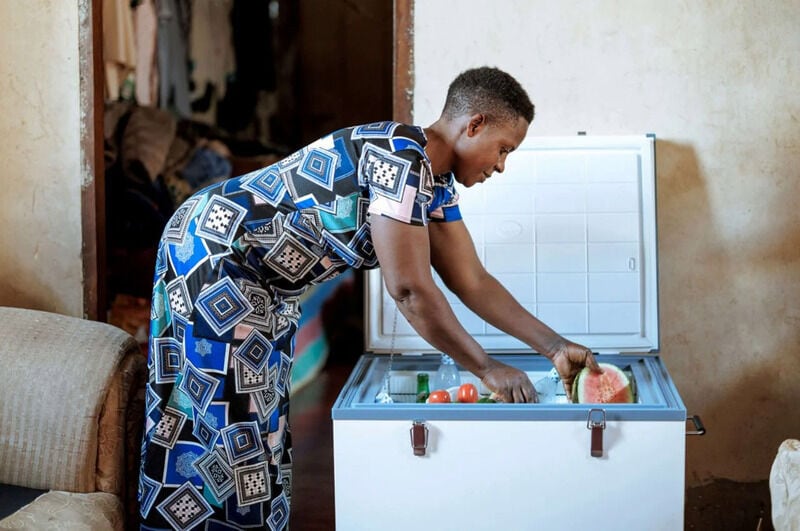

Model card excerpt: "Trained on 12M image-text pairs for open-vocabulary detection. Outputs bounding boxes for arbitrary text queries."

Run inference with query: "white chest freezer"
[331,135,704,531]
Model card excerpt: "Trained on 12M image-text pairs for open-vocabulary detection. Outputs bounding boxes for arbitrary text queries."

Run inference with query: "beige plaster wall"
[413,0,800,484]
[0,1,84,316]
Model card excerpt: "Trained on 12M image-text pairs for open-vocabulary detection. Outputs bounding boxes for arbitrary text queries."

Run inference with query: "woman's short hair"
[442,66,535,124]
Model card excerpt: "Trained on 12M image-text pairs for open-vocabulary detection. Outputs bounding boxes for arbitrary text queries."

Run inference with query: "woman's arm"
[370,214,536,402]
[428,219,600,396]
[428,219,564,355]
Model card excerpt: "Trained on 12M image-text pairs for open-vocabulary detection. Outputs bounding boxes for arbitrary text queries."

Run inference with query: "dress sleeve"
[361,143,434,226]
[427,172,462,223]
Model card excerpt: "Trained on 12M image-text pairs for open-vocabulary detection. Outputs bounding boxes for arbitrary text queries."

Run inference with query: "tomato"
[457,383,479,403]
[427,389,451,403]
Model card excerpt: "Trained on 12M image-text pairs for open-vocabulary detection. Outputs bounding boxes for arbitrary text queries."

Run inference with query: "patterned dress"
[138,121,461,530]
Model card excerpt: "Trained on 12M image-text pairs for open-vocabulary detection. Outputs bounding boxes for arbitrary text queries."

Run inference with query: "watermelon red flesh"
[576,363,635,404]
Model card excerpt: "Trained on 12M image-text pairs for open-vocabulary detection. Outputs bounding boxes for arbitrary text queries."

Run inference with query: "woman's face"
[452,114,529,187]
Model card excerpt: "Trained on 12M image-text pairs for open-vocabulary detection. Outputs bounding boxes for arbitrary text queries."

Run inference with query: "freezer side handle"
[686,415,706,436]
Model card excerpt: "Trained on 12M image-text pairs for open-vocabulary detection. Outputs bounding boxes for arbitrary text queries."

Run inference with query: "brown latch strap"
[586,408,606,458]
[410,420,428,457]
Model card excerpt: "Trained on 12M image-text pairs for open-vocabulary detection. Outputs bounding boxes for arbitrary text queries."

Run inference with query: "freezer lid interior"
[332,353,686,421]
[365,134,659,354]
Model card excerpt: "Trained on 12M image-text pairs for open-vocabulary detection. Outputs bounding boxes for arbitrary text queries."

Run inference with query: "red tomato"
[457,383,479,403]
[428,390,451,403]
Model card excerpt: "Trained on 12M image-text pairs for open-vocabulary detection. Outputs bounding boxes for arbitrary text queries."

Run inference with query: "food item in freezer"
[415,373,430,403]
[477,391,501,403]
[457,383,479,403]
[423,387,496,404]
[433,354,461,389]
[574,362,635,404]
[427,389,451,403]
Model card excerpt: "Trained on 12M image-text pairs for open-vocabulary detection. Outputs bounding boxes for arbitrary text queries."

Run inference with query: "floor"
[110,294,776,530]
[685,479,773,531]
[289,356,352,530]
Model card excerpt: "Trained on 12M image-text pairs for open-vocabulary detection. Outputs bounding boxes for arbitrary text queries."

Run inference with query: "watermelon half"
[573,363,635,404]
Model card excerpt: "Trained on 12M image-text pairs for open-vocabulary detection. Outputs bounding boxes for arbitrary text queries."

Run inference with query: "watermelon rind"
[575,362,635,404]
[625,367,637,402]
[571,369,581,403]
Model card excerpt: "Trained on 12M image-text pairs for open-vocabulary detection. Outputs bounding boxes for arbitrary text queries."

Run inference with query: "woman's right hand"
[480,358,538,403]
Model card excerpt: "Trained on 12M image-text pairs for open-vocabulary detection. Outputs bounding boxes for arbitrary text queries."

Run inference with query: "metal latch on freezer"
[410,420,428,457]
[587,409,606,458]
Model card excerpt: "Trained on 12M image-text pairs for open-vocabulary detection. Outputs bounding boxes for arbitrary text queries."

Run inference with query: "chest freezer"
[331,135,704,531]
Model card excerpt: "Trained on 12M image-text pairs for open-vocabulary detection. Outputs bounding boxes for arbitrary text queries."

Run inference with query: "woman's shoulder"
[341,121,427,146]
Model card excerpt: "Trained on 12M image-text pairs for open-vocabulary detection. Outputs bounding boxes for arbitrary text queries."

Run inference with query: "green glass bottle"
[415,373,430,403]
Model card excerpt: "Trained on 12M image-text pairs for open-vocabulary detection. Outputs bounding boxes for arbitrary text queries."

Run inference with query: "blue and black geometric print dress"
[138,121,461,530]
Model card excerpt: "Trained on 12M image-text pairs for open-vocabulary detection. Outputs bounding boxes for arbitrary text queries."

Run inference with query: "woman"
[138,66,598,529]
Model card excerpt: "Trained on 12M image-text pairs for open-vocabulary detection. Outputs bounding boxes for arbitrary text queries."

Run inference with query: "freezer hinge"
[587,409,606,458]
[410,420,429,457]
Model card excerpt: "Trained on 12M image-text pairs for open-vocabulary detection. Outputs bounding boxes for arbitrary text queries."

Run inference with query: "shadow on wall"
[655,139,716,478]
[656,139,800,488]
[0,279,53,314]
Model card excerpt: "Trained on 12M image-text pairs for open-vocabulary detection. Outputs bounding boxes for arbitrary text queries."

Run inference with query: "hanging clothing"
[188,0,236,124]
[157,0,192,117]
[138,121,461,529]
[133,0,159,106]
[103,0,136,101]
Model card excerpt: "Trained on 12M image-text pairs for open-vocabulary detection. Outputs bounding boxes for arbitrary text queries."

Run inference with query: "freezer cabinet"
[332,353,692,531]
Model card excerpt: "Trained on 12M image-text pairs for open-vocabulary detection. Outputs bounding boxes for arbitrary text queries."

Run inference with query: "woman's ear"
[467,113,486,136]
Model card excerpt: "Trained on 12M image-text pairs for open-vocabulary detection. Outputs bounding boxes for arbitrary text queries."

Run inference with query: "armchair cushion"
[0,491,122,530]
[0,306,146,529]
[0,485,46,519]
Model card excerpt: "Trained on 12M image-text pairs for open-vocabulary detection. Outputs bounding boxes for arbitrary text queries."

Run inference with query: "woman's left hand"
[547,340,601,400]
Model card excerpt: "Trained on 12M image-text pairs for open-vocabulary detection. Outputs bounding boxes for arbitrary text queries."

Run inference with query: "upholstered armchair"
[0,306,146,530]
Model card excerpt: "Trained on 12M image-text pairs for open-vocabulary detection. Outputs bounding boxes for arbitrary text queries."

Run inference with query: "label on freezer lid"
[365,135,659,355]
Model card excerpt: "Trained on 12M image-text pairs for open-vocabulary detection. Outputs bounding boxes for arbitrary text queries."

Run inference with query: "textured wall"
[0,1,84,316]
[413,0,800,484]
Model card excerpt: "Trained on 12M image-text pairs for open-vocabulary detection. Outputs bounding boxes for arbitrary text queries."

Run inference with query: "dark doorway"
[97,0,393,315]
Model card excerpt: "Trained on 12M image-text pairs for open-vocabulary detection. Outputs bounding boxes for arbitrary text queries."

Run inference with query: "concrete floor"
[685,479,773,530]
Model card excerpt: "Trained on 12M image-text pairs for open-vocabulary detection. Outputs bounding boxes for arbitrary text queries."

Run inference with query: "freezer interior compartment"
[374,366,585,404]
[333,353,687,421]
[361,354,649,405]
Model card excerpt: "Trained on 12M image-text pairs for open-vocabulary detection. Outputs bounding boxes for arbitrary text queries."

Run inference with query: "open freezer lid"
[365,134,659,354]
